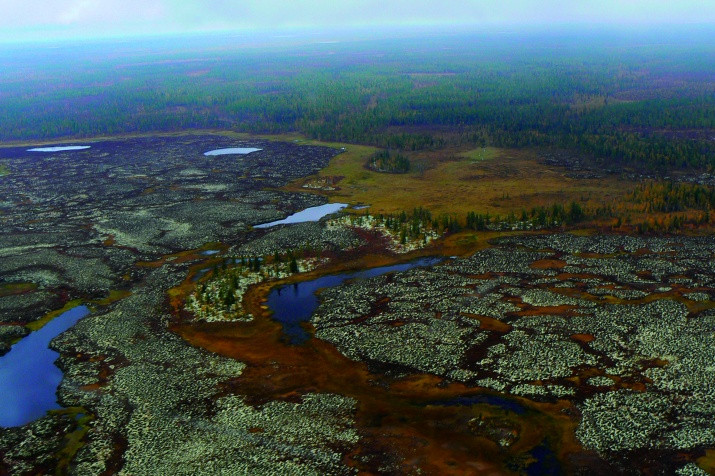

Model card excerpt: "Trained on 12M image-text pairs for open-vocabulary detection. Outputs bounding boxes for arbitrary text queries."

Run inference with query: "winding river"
[267,257,442,344]
[262,257,559,473]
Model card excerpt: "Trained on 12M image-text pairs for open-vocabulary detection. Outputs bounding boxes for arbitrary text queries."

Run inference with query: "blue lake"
[27,146,91,152]
[255,203,348,228]
[266,257,442,344]
[0,305,90,427]
[204,147,262,156]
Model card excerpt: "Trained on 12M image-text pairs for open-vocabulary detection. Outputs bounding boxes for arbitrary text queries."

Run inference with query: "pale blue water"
[0,305,90,427]
[204,147,262,156]
[255,203,348,228]
[266,257,442,344]
[27,146,91,152]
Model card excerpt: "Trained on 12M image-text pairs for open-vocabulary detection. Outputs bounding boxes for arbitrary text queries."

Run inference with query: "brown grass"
[461,313,512,333]
[284,144,633,218]
[173,271,587,475]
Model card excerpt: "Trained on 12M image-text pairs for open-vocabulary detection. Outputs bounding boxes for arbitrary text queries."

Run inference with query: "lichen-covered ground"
[312,233,715,473]
[0,134,366,475]
[2,134,714,475]
[0,134,336,352]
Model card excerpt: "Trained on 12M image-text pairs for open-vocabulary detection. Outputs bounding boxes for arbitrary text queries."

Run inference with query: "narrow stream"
[266,257,442,344]
[262,256,561,473]
[0,305,90,427]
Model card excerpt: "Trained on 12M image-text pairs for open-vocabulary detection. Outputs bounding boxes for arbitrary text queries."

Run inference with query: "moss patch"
[49,407,94,475]
[0,282,37,297]
[25,299,82,332]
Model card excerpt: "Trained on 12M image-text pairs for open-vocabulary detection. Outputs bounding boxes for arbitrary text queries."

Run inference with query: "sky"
[0,0,713,43]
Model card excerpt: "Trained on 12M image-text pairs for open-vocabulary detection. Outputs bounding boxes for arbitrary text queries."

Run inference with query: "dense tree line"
[368,150,410,173]
[627,182,715,212]
[466,202,587,230]
[1,33,712,171]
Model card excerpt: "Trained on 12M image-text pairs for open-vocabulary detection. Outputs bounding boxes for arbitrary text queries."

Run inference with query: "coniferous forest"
[1,29,713,172]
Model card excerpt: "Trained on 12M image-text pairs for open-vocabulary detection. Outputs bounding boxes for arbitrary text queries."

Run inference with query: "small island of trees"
[368,150,411,173]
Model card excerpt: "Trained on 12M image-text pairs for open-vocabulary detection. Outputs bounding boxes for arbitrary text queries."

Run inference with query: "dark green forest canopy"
[1,29,713,170]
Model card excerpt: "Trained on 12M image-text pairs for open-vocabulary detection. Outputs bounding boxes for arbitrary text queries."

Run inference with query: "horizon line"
[1,21,714,46]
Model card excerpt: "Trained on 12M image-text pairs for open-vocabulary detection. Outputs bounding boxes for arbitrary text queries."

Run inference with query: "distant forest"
[1,31,713,171]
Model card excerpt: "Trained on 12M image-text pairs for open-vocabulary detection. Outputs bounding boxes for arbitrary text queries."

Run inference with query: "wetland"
[0,132,713,475]
[1,26,714,476]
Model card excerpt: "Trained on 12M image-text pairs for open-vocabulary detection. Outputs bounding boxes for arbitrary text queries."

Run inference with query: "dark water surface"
[527,444,562,475]
[265,256,560,472]
[0,305,90,427]
[430,394,528,414]
[266,257,442,344]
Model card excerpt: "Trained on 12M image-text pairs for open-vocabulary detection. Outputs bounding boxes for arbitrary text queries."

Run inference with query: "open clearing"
[284,140,634,217]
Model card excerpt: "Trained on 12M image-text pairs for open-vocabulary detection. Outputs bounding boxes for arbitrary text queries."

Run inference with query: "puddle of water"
[266,257,442,344]
[527,443,562,475]
[0,305,90,427]
[27,146,91,152]
[204,148,262,156]
[429,394,527,415]
[255,203,348,228]
[200,250,220,256]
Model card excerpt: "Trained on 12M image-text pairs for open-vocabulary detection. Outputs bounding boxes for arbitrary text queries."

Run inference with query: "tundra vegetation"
[1,136,715,476]
[0,28,714,475]
[311,234,715,472]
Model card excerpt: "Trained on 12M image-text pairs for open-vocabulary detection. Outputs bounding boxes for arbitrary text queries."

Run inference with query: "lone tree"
[289,257,299,274]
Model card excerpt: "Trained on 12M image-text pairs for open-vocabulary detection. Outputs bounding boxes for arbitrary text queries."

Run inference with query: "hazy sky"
[1,0,713,43]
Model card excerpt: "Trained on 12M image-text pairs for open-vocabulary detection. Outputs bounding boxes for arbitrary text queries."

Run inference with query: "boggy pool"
[263,256,561,473]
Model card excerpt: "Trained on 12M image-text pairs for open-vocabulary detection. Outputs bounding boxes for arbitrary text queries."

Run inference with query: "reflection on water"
[203,147,262,156]
[266,257,442,344]
[27,146,91,152]
[255,203,348,228]
[0,305,90,427]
